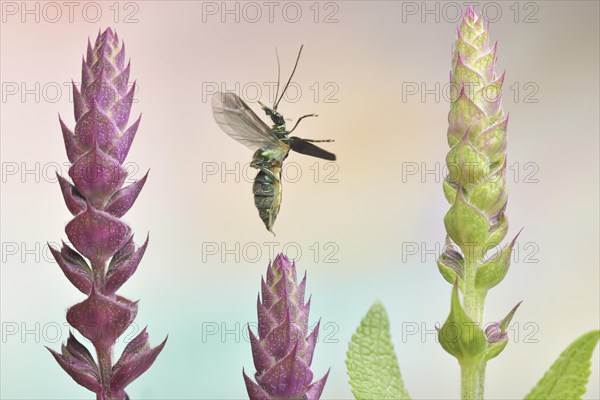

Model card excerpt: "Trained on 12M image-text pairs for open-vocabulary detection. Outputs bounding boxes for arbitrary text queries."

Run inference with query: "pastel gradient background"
[1,1,598,399]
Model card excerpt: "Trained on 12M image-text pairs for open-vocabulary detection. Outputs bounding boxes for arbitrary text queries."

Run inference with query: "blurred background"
[1,1,598,399]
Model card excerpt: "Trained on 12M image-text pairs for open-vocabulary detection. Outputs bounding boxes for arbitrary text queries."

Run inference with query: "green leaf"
[438,282,487,362]
[443,177,458,204]
[346,301,410,400]
[445,136,489,186]
[475,231,520,292]
[525,330,600,400]
[468,169,507,216]
[444,187,490,254]
[485,212,509,250]
[485,338,508,361]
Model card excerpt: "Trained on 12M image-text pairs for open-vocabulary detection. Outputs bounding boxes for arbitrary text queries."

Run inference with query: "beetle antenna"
[273,48,281,110]
[274,45,303,110]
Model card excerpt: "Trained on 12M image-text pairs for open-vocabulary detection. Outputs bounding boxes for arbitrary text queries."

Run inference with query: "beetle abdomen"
[252,169,282,233]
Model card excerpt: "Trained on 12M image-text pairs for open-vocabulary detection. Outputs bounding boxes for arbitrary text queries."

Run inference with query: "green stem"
[463,259,484,325]
[461,258,486,400]
[461,358,486,400]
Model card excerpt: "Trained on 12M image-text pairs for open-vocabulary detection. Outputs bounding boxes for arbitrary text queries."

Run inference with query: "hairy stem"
[462,258,486,400]
[92,261,106,293]
[461,358,486,400]
[463,259,484,325]
[92,260,112,399]
[96,348,114,400]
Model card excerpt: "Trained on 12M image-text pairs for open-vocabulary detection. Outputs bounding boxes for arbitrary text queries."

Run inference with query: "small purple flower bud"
[244,254,329,400]
[485,322,507,343]
[484,301,522,361]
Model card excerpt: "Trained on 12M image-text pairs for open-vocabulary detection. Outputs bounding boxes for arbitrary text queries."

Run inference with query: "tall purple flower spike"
[244,254,330,400]
[48,28,166,400]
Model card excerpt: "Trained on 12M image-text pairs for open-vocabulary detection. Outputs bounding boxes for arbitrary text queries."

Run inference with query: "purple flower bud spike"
[49,28,166,399]
[244,254,329,400]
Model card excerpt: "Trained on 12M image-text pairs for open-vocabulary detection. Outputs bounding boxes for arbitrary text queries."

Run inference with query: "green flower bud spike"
[345,6,599,400]
[438,6,520,399]
[346,6,598,400]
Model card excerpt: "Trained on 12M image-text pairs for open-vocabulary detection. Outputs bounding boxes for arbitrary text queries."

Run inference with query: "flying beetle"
[212,45,336,233]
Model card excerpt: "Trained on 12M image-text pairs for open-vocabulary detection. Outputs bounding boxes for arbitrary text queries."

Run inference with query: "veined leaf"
[346,301,410,400]
[525,330,600,400]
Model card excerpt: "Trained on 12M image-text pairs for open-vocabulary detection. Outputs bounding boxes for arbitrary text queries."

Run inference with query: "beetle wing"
[289,137,336,161]
[212,91,280,151]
